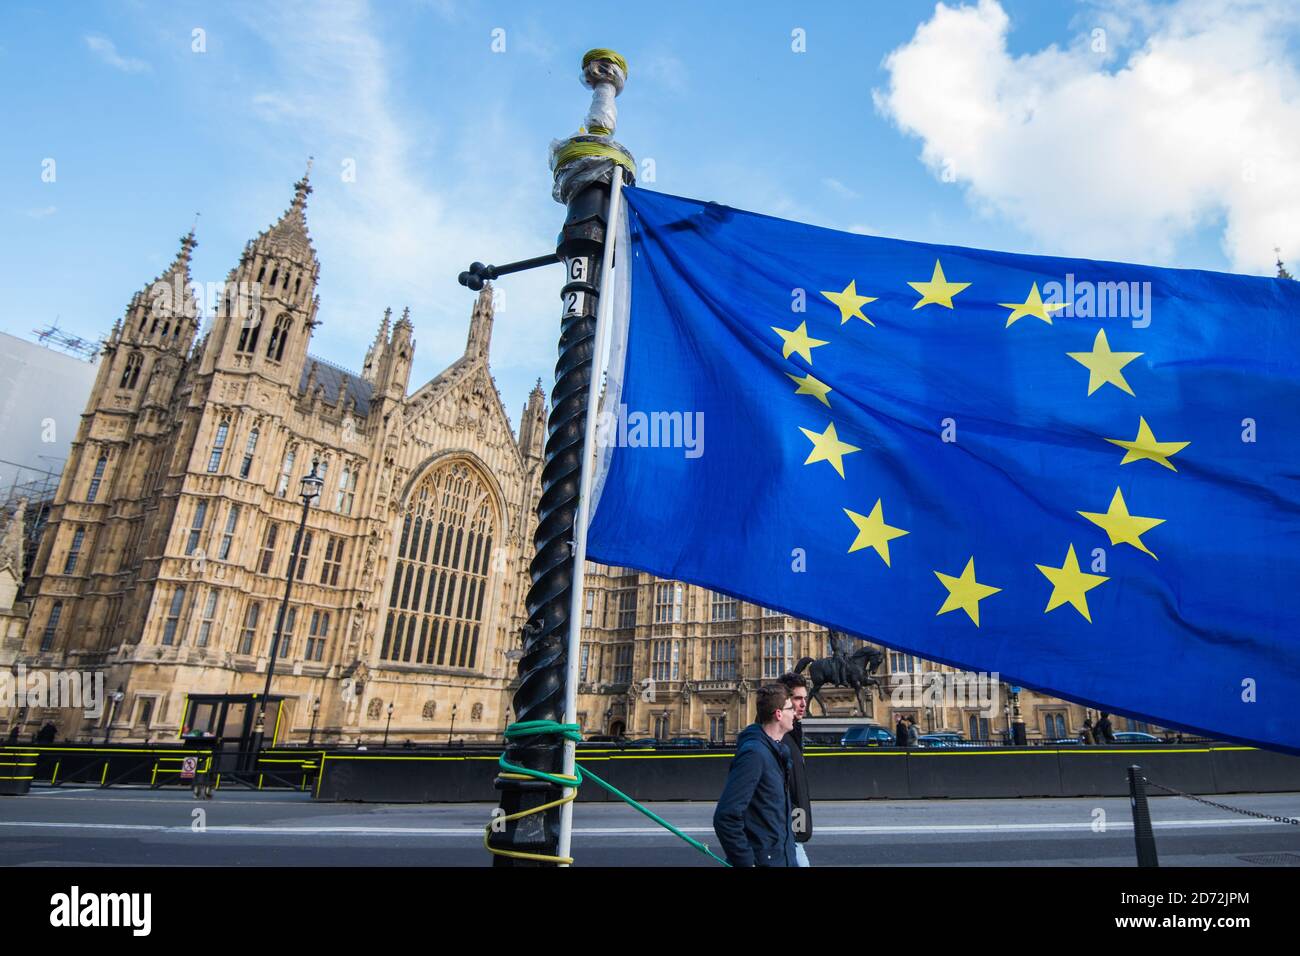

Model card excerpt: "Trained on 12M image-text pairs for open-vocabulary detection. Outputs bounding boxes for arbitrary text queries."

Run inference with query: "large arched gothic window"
[381,461,497,669]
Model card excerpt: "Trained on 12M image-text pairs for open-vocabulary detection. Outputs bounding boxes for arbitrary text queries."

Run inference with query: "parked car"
[841,724,896,747]
[661,736,708,749]
[917,732,966,748]
[626,737,658,748]
[1113,731,1163,744]
[1044,737,1082,746]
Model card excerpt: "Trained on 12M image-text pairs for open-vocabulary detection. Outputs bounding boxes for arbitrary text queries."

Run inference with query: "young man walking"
[779,672,814,866]
[713,683,798,867]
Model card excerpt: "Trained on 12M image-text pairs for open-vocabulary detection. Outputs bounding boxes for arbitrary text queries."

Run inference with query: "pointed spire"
[530,377,546,400]
[1277,247,1294,281]
[291,157,314,213]
[177,227,198,265]
[252,163,317,266]
[361,308,391,384]
[395,306,413,332]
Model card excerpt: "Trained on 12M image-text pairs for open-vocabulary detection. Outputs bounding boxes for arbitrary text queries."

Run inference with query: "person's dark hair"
[778,672,808,692]
[756,683,790,724]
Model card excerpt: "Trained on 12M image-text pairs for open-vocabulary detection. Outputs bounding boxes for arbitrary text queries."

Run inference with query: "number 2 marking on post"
[564,291,585,316]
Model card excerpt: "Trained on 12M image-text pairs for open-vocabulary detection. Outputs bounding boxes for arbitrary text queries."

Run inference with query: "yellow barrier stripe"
[0,775,35,780]
[100,763,108,785]
[51,761,60,784]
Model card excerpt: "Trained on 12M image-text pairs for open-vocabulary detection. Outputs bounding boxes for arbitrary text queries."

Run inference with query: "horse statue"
[794,631,885,717]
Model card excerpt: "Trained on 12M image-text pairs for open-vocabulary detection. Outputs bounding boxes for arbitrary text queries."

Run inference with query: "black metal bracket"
[458,253,561,291]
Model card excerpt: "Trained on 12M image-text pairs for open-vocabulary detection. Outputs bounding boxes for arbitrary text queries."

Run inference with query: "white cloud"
[235,0,561,422]
[822,177,861,200]
[874,0,1300,272]
[84,35,150,73]
[25,206,57,219]
[641,52,689,94]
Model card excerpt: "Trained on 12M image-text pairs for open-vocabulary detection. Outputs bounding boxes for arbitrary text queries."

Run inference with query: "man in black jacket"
[713,683,798,867]
[779,672,813,866]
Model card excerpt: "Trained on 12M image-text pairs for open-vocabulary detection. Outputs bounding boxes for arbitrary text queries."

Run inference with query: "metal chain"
[1143,777,1299,825]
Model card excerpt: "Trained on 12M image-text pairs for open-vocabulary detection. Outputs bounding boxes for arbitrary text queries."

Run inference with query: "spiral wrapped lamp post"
[487,50,634,866]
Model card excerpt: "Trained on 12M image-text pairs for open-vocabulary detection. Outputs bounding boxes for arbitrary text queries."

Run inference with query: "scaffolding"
[0,458,63,580]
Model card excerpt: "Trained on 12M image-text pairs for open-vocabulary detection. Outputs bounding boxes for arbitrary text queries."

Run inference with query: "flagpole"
[557,164,625,865]
[489,49,633,867]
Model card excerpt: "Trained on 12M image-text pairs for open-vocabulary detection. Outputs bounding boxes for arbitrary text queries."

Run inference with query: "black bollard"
[1127,764,1160,867]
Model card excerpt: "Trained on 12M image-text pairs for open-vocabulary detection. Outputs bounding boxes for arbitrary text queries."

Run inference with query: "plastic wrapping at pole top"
[549,135,635,205]
[548,48,634,205]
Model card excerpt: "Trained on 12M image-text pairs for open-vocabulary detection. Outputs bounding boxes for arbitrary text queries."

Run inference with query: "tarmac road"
[0,787,1297,866]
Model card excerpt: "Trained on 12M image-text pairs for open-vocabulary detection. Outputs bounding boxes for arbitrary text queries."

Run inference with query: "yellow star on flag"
[772,321,829,364]
[1066,329,1143,396]
[1105,417,1190,471]
[908,259,971,310]
[1036,544,1109,623]
[821,280,877,326]
[999,282,1067,328]
[800,422,860,478]
[844,500,909,566]
[934,557,1002,626]
[786,371,833,407]
[1078,487,1165,559]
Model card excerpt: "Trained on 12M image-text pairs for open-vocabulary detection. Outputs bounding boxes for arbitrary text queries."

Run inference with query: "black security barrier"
[311,744,1300,803]
[0,749,37,795]
[904,748,1064,799]
[11,744,322,792]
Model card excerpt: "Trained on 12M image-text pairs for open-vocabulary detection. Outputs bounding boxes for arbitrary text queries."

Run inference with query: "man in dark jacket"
[713,683,798,867]
[779,672,813,865]
[895,715,908,747]
[1095,712,1116,745]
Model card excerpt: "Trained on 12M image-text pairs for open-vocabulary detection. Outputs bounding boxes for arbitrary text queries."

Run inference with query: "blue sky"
[3,0,1298,428]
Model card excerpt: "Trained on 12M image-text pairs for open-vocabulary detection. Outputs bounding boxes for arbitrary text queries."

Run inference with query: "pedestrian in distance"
[1095,712,1116,745]
[895,714,908,747]
[712,683,798,867]
[906,715,920,747]
[778,672,813,866]
[1080,717,1095,745]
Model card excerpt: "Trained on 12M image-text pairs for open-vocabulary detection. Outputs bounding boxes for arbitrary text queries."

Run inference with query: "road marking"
[0,818,1292,836]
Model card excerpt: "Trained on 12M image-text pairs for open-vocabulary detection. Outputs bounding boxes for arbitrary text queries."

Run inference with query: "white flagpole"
[556,165,626,866]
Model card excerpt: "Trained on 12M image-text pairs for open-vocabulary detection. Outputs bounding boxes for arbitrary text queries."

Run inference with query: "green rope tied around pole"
[489,719,731,866]
[582,48,628,78]
[552,139,636,175]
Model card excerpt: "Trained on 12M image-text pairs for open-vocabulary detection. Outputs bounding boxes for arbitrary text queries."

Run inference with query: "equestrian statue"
[794,630,885,717]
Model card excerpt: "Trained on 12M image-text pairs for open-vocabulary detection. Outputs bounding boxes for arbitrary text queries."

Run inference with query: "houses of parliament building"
[6,174,1097,746]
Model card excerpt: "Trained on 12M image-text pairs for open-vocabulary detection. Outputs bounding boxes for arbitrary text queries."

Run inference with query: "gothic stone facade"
[14,175,1105,746]
[18,175,547,745]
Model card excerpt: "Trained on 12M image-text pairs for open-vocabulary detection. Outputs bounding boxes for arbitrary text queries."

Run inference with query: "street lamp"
[383,701,394,748]
[308,697,321,747]
[448,704,457,745]
[251,460,323,758]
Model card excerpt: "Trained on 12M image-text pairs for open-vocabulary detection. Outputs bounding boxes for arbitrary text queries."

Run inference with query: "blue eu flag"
[586,186,1300,753]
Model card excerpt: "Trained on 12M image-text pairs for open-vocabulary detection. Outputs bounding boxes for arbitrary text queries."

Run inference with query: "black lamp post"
[448,704,457,746]
[383,701,394,748]
[10,662,27,742]
[308,697,320,747]
[251,460,323,758]
[104,686,124,745]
